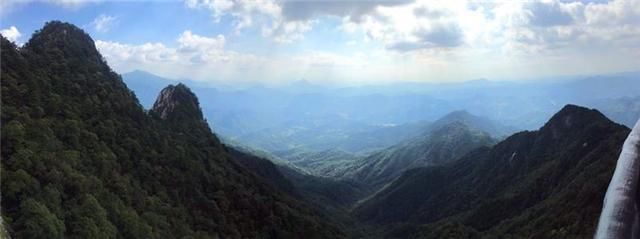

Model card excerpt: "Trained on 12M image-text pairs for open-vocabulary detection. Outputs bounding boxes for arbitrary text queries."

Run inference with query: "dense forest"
[0,21,343,238]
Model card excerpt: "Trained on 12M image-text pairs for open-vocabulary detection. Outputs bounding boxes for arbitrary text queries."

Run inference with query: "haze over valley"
[123,70,640,170]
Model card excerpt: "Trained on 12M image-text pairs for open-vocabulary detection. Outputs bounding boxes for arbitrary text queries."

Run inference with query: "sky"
[1,0,640,85]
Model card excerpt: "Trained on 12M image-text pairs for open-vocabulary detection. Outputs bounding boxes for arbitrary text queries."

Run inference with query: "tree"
[14,199,65,239]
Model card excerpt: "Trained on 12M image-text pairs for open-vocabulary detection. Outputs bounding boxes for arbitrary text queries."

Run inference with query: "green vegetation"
[339,121,497,189]
[352,105,629,238]
[276,149,362,177]
[1,21,343,238]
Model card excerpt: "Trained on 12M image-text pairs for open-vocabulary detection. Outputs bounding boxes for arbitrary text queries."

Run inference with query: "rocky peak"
[151,83,203,121]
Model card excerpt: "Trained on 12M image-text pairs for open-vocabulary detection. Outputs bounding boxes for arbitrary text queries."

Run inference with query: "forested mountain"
[271,111,504,185]
[352,105,630,238]
[274,149,362,177]
[336,120,497,188]
[428,110,518,138]
[0,21,343,238]
[226,146,298,197]
[228,145,373,237]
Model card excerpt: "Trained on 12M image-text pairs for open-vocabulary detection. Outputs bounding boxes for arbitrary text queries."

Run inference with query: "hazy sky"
[2,0,639,85]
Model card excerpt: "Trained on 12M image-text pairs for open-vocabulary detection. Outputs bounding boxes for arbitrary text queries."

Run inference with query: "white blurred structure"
[595,119,640,239]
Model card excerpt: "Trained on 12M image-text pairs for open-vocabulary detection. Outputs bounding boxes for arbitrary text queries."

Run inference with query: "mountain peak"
[541,104,612,138]
[151,83,203,121]
[25,20,102,62]
[430,110,518,138]
[432,110,474,126]
[443,110,473,118]
[432,120,473,133]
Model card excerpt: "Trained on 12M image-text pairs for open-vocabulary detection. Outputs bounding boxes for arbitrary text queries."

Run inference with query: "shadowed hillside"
[352,105,630,238]
[0,21,344,238]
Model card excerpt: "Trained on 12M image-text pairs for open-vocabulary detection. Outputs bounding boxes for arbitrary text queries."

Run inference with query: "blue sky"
[1,0,639,85]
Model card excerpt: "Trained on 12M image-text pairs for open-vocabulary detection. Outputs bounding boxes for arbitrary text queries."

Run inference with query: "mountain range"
[2,21,638,239]
[122,69,640,157]
[342,121,495,189]
[352,105,630,238]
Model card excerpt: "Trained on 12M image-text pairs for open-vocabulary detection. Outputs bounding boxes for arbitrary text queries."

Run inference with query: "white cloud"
[96,30,265,82]
[91,14,116,33]
[107,0,640,84]
[178,30,225,52]
[185,0,640,55]
[186,0,235,21]
[177,31,228,62]
[355,1,471,51]
[103,0,638,84]
[261,19,313,43]
[0,26,21,43]
[96,41,178,64]
[186,0,314,43]
[498,0,640,53]
[95,30,412,85]
[329,0,640,56]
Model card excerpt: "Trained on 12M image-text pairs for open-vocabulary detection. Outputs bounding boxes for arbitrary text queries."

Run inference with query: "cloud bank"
[96,0,640,84]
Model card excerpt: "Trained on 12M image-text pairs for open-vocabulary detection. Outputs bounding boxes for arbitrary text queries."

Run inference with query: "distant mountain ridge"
[337,120,497,188]
[429,110,518,138]
[122,70,639,163]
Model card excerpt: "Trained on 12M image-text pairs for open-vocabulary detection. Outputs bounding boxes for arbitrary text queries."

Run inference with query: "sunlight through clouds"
[84,0,640,84]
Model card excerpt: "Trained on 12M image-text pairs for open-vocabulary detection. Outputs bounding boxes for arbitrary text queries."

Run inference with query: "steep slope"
[1,21,343,238]
[226,145,373,237]
[276,165,371,211]
[339,121,496,188]
[352,105,630,238]
[275,149,363,177]
[226,146,298,196]
[226,144,372,224]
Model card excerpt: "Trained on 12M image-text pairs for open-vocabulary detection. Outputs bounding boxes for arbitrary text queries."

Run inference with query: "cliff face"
[151,83,203,121]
